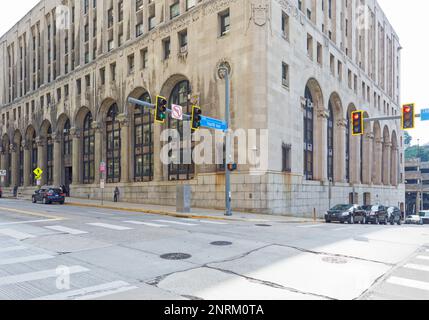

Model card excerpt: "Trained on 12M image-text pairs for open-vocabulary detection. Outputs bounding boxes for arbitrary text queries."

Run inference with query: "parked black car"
[32,186,65,205]
[387,207,402,225]
[362,205,388,225]
[325,204,367,224]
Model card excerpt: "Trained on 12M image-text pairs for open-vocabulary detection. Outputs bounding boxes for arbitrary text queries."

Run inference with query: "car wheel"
[60,201,65,205]
[325,219,331,223]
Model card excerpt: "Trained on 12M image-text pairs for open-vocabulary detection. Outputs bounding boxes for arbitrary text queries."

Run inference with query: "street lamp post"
[218,63,232,217]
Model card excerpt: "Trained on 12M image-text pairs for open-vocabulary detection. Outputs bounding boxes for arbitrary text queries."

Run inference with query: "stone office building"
[0,0,404,216]
[405,159,429,215]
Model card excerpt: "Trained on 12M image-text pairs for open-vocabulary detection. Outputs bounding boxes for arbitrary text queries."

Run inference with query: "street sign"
[0,170,6,177]
[100,162,106,173]
[33,168,43,180]
[171,104,183,121]
[100,179,105,189]
[200,116,228,131]
[421,109,429,121]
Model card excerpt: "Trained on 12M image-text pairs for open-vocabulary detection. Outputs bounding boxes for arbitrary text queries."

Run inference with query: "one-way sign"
[421,109,429,121]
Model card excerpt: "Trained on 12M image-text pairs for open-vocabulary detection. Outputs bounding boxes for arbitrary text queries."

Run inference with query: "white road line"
[0,228,35,240]
[155,220,198,227]
[387,276,429,292]
[404,264,429,273]
[0,219,62,226]
[297,224,324,228]
[332,227,352,231]
[416,256,429,261]
[0,254,54,266]
[0,266,89,286]
[123,221,167,228]
[86,223,133,231]
[0,246,27,253]
[34,281,137,300]
[45,226,88,235]
[198,220,228,225]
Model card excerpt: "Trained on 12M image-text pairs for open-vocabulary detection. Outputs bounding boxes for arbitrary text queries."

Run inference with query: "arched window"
[304,86,314,180]
[345,112,350,182]
[168,80,194,181]
[134,92,153,182]
[106,104,121,183]
[46,125,54,185]
[83,112,95,184]
[31,132,38,186]
[327,102,334,181]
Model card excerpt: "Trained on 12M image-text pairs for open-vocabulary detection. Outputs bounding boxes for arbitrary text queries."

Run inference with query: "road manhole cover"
[210,241,233,246]
[160,253,192,260]
[322,256,348,264]
[255,224,272,227]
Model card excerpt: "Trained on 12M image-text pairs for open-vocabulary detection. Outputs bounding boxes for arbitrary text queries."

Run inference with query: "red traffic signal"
[351,111,364,136]
[402,103,415,130]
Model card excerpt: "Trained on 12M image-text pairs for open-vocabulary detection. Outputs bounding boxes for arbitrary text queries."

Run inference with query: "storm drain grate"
[210,241,233,246]
[255,224,272,227]
[160,253,192,260]
[322,256,348,264]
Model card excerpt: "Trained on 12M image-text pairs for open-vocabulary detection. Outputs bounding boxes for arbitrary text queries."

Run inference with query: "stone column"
[92,122,102,184]
[10,144,18,187]
[336,119,347,183]
[373,138,383,185]
[362,133,373,185]
[70,128,81,185]
[23,142,31,187]
[416,192,421,214]
[118,114,130,183]
[0,151,5,186]
[315,108,329,182]
[53,134,62,186]
[391,146,398,186]
[153,125,163,182]
[383,142,392,186]
[37,138,47,185]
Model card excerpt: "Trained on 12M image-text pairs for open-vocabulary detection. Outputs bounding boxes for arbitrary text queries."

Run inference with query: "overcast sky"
[0,0,427,145]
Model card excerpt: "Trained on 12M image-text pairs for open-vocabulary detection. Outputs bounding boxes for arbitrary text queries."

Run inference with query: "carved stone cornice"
[91,122,102,133]
[317,108,329,119]
[9,144,17,153]
[36,137,45,148]
[336,118,348,128]
[69,127,82,139]
[117,113,130,127]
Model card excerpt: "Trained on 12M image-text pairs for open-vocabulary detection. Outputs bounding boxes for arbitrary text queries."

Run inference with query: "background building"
[405,159,429,214]
[0,0,404,216]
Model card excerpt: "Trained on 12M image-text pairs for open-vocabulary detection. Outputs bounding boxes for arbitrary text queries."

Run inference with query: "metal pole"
[219,66,232,217]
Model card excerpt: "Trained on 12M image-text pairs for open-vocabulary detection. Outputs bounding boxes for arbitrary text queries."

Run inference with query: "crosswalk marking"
[416,255,429,261]
[86,223,132,231]
[198,220,228,225]
[45,226,88,235]
[387,276,429,292]
[0,228,35,240]
[297,224,323,228]
[0,219,61,226]
[123,221,167,228]
[0,254,54,266]
[0,246,27,253]
[34,281,138,300]
[155,220,198,227]
[0,266,89,286]
[404,264,429,273]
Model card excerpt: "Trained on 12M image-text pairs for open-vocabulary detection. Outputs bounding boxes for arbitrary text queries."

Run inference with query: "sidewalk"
[62,197,318,224]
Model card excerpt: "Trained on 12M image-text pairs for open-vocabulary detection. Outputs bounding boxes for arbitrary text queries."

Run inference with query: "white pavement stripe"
[45,226,88,235]
[332,227,352,231]
[0,219,62,226]
[0,254,54,266]
[198,220,228,225]
[75,286,139,300]
[387,276,429,292]
[297,224,324,228]
[86,223,132,231]
[0,229,35,240]
[416,256,429,261]
[34,281,136,300]
[0,266,89,286]
[123,221,167,228]
[404,264,429,273]
[0,246,27,253]
[155,220,198,226]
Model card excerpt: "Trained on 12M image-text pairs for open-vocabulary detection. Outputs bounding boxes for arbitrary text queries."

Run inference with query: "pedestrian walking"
[114,187,120,203]
[13,186,18,198]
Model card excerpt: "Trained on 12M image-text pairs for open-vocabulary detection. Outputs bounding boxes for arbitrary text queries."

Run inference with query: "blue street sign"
[200,116,228,131]
[421,109,429,121]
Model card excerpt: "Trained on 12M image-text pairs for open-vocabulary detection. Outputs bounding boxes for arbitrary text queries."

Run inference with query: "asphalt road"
[0,199,428,300]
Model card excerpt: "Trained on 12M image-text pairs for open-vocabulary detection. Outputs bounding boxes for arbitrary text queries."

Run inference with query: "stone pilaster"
[118,114,130,183]
[53,134,62,186]
[23,142,31,187]
[336,119,347,183]
[36,138,47,185]
[383,142,392,186]
[362,133,374,185]
[10,144,18,187]
[92,122,102,184]
[70,128,81,185]
[373,138,383,185]
[315,108,329,182]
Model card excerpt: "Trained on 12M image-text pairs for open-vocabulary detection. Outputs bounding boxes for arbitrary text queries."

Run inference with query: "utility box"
[177,185,191,213]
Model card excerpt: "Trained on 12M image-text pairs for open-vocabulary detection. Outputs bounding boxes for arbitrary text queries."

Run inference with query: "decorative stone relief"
[251,1,269,26]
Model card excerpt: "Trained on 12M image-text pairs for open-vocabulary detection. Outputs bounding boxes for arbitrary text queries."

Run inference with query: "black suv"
[387,207,402,225]
[362,205,388,225]
[32,186,65,205]
[325,204,367,224]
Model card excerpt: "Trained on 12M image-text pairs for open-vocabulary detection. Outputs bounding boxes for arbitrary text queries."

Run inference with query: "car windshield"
[361,205,372,210]
[419,212,429,217]
[330,205,352,211]
[371,206,380,211]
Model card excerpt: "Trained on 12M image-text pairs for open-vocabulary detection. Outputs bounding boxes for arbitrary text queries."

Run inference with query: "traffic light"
[351,111,364,136]
[227,163,237,172]
[402,103,415,130]
[191,105,202,130]
[155,95,168,124]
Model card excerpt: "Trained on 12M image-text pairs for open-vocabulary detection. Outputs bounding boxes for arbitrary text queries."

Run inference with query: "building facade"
[405,159,429,215]
[0,0,404,216]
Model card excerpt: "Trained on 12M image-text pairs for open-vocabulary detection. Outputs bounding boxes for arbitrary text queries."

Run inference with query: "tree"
[404,132,412,146]
[405,145,429,161]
